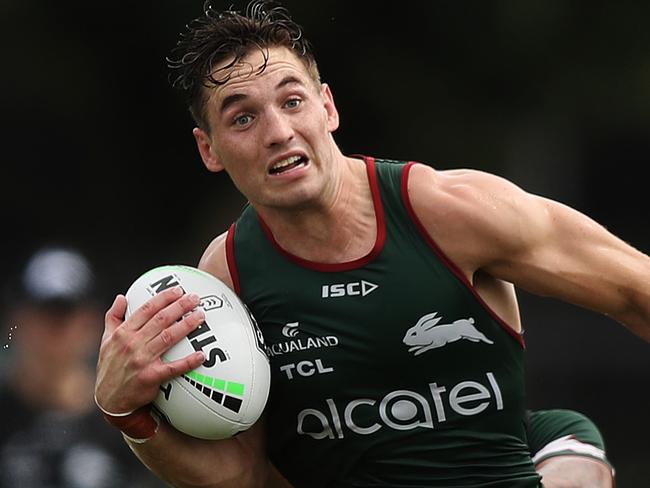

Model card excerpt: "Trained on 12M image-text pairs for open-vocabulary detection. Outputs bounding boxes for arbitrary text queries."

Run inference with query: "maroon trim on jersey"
[256,155,386,272]
[225,223,242,295]
[400,162,526,349]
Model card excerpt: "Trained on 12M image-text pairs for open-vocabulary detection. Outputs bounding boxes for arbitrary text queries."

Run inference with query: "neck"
[258,156,376,263]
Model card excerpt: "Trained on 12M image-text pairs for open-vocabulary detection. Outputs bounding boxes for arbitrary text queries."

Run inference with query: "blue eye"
[234,114,253,126]
[285,98,301,109]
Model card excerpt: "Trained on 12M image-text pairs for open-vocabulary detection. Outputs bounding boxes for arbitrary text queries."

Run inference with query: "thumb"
[104,294,127,335]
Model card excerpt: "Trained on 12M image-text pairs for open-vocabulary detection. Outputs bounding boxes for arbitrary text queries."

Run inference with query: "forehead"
[209,47,314,102]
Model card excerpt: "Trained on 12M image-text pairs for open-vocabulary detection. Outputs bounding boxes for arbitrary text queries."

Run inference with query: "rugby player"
[95,1,646,486]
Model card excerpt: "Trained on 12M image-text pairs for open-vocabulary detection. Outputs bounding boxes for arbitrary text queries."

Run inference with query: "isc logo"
[321,280,378,298]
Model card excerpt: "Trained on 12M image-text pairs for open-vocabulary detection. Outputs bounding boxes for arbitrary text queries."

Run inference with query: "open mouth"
[269,155,308,175]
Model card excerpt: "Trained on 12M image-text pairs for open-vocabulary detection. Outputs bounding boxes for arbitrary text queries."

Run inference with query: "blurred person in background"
[0,245,166,488]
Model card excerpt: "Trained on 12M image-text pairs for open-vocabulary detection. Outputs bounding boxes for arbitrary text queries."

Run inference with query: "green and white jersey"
[227,157,542,487]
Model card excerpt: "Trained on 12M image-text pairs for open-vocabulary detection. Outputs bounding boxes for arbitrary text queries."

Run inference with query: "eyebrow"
[276,75,303,90]
[219,75,306,114]
[219,93,247,114]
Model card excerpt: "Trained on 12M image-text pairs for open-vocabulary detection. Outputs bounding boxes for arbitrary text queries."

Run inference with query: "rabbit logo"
[403,312,494,356]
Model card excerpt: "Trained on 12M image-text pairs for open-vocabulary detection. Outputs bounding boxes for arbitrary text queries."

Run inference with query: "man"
[0,246,166,488]
[94,1,644,486]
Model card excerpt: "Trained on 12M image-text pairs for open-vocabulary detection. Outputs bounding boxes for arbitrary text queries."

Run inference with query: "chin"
[262,186,321,211]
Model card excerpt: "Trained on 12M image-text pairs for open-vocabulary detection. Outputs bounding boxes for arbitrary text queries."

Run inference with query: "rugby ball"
[124,265,270,440]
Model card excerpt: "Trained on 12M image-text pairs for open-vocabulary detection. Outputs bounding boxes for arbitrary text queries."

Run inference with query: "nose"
[262,107,294,147]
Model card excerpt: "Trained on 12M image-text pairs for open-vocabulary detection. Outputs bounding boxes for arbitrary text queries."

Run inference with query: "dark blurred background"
[1,0,648,485]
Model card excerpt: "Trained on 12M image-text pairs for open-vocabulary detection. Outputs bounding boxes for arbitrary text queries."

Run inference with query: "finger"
[138,292,201,343]
[145,307,206,357]
[124,286,184,331]
[104,294,127,335]
[154,351,206,383]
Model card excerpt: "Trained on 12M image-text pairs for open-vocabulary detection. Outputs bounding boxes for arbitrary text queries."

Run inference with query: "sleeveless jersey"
[227,157,542,487]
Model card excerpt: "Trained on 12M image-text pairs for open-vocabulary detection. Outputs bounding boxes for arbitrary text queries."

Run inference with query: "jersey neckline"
[255,155,387,272]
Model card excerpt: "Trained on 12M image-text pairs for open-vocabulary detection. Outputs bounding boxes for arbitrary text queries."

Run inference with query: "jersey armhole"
[400,162,525,349]
[226,223,242,295]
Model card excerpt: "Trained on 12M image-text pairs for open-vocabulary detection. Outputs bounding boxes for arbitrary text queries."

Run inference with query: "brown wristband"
[102,405,159,442]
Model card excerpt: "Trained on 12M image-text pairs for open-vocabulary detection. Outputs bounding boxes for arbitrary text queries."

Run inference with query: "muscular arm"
[537,456,613,488]
[407,163,650,341]
[95,232,284,488]
[124,420,270,488]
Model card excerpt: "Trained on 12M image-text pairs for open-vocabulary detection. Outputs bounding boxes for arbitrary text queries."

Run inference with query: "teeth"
[273,155,302,170]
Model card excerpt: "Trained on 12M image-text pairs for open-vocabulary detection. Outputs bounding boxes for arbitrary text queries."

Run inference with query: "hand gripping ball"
[125,265,270,440]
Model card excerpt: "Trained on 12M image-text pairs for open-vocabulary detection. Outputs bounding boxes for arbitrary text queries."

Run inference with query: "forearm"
[537,456,614,488]
[615,288,650,343]
[124,422,268,488]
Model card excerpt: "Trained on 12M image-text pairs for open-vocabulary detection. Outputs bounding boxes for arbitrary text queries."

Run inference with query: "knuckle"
[129,352,147,371]
[158,361,178,381]
[139,299,155,317]
[159,328,174,348]
[120,339,135,356]
[105,326,127,349]
[166,362,178,377]
[151,311,168,327]
[112,325,126,340]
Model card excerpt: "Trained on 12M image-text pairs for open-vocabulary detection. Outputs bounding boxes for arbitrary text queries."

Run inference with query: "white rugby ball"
[124,265,270,440]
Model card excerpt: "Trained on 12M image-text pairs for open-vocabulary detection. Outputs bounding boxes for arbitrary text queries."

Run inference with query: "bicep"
[409,164,650,329]
[483,193,649,322]
[466,180,650,342]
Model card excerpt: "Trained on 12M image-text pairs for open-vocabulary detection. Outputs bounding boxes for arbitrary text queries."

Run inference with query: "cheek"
[226,165,262,198]
[218,136,259,168]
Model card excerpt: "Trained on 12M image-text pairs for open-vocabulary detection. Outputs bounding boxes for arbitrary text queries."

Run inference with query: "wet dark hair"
[168,0,320,131]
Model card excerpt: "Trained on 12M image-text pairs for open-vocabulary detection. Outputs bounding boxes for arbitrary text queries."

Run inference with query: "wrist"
[94,392,134,417]
[95,394,160,443]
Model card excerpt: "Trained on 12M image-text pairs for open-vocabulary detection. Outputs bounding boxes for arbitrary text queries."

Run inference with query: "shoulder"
[407,162,537,217]
[405,163,552,270]
[198,230,235,290]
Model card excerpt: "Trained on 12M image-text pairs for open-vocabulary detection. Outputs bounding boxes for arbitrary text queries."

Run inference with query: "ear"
[193,127,225,173]
[320,83,340,132]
